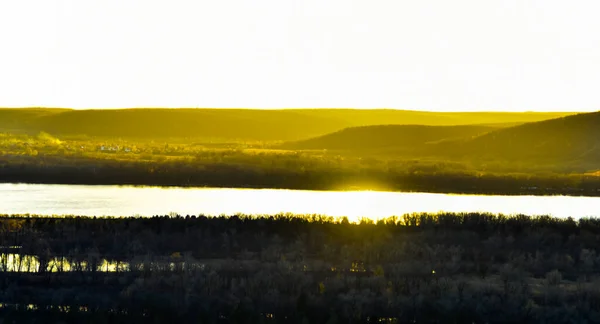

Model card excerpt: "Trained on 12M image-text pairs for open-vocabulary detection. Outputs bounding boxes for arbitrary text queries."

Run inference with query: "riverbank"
[2,153,599,197]
[2,131,599,197]
[0,213,599,322]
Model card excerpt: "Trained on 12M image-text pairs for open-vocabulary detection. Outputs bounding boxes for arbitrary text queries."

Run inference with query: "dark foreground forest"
[1,213,600,323]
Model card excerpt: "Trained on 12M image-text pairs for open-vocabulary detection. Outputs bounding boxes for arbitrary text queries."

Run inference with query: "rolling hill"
[457,111,600,162]
[0,108,68,132]
[281,124,498,153]
[281,111,600,168]
[0,108,574,142]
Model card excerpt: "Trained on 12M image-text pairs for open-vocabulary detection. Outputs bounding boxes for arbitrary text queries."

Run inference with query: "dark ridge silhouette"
[453,111,600,163]
[281,124,498,152]
[0,108,574,141]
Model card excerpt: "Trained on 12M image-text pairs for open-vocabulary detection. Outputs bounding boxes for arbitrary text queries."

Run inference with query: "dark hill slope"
[457,111,600,162]
[29,109,346,141]
[0,108,574,141]
[282,124,498,152]
[0,108,67,132]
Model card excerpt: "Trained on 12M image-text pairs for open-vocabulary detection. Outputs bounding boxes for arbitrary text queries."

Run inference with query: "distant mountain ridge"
[0,108,574,141]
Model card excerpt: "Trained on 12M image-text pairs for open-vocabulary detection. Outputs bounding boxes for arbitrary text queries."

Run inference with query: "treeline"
[1,151,599,196]
[3,132,600,196]
[1,213,600,322]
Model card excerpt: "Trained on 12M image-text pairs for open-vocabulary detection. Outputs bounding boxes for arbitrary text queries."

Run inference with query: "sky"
[0,0,599,112]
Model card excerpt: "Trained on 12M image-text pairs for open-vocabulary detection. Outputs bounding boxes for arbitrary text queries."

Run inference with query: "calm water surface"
[0,183,598,221]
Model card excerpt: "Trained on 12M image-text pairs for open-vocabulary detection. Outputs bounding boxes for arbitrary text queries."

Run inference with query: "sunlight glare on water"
[0,183,598,221]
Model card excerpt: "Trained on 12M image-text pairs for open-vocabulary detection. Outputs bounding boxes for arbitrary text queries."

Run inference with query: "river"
[0,183,598,221]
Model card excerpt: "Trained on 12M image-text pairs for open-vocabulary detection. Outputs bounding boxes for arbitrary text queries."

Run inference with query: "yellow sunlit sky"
[0,0,599,111]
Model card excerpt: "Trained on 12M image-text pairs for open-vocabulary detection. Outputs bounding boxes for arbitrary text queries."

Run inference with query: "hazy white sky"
[0,0,598,111]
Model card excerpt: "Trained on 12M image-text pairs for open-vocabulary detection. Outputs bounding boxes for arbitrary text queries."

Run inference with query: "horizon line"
[0,106,591,113]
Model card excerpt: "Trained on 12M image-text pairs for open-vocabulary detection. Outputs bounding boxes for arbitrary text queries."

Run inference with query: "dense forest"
[0,213,600,323]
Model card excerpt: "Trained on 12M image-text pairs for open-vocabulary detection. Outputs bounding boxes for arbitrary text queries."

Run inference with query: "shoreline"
[1,178,598,198]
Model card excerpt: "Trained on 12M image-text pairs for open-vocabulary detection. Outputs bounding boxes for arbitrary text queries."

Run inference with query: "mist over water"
[0,183,598,221]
